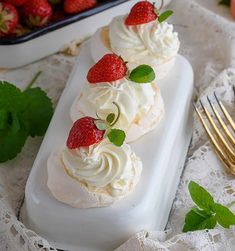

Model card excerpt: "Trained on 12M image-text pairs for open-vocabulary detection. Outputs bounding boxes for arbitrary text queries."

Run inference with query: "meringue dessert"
[47,115,142,208]
[91,1,180,80]
[47,140,142,208]
[70,53,164,143]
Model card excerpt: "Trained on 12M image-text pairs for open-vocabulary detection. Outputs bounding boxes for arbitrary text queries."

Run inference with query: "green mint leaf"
[129,65,155,83]
[0,81,27,113]
[94,120,108,131]
[0,117,28,163]
[22,87,53,137]
[158,10,173,23]
[183,208,216,232]
[10,112,21,134]
[107,129,126,147]
[213,203,235,228]
[188,181,214,211]
[0,109,8,130]
[219,0,230,6]
[106,113,115,124]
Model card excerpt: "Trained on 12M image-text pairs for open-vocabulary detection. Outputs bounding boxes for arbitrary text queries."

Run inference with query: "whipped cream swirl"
[109,16,180,65]
[61,139,142,197]
[71,78,156,131]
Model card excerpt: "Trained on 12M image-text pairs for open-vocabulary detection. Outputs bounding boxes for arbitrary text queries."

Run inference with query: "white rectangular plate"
[22,41,194,251]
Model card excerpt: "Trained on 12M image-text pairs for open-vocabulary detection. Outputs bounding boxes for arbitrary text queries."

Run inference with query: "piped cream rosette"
[90,16,180,80]
[70,78,164,143]
[47,139,142,208]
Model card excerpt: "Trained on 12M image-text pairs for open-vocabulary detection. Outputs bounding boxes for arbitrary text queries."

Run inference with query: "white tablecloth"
[0,0,235,250]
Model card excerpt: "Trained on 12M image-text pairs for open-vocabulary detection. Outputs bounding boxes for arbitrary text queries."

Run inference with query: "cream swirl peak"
[109,15,180,65]
[61,139,142,197]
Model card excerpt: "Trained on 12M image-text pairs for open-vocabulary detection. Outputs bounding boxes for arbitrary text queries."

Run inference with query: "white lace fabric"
[0,0,235,250]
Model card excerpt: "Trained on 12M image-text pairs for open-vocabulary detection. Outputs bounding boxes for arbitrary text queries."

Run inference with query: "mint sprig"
[107,129,126,147]
[158,10,173,23]
[219,0,230,6]
[129,65,155,83]
[95,102,126,147]
[0,73,53,163]
[183,181,235,232]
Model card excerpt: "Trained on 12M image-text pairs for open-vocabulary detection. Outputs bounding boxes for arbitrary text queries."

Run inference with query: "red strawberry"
[10,24,30,37]
[5,0,29,6]
[64,0,97,14]
[66,117,105,149]
[51,9,65,22]
[87,54,127,84]
[125,1,157,26]
[20,0,52,28]
[0,2,19,37]
[48,0,62,6]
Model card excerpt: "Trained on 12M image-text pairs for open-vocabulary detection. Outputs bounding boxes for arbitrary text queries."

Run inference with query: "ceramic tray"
[21,40,194,251]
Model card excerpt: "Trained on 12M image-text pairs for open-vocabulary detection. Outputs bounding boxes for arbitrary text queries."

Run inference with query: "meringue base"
[70,85,164,143]
[47,150,142,209]
[91,27,177,80]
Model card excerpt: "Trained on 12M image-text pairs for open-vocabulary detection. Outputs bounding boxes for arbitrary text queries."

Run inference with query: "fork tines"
[194,91,235,174]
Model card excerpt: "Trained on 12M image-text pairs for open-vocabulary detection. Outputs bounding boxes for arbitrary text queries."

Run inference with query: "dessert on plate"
[70,53,164,142]
[91,0,180,80]
[47,114,142,208]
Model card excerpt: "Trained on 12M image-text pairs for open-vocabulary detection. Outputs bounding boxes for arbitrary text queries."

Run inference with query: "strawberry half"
[87,54,128,84]
[20,0,52,28]
[66,117,105,149]
[64,0,97,14]
[125,1,157,26]
[0,2,19,37]
[5,0,29,7]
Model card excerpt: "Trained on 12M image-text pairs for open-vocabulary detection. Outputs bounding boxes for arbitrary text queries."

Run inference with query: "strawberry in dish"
[47,110,142,208]
[0,2,19,37]
[91,0,180,80]
[70,53,164,143]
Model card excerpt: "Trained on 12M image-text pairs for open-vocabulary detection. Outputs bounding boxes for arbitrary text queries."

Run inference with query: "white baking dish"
[0,0,172,69]
[21,38,194,251]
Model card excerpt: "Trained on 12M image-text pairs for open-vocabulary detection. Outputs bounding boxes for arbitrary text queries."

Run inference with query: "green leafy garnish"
[95,102,126,147]
[158,10,173,23]
[22,88,53,137]
[188,181,214,211]
[183,181,235,232]
[219,0,230,6]
[106,113,115,124]
[107,129,126,147]
[0,73,53,163]
[129,65,155,83]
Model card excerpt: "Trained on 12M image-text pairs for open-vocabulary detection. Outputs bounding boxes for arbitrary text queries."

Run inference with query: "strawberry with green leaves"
[125,0,173,26]
[87,53,156,84]
[21,0,52,28]
[67,102,126,149]
[0,2,19,37]
[64,0,97,14]
[10,24,30,37]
